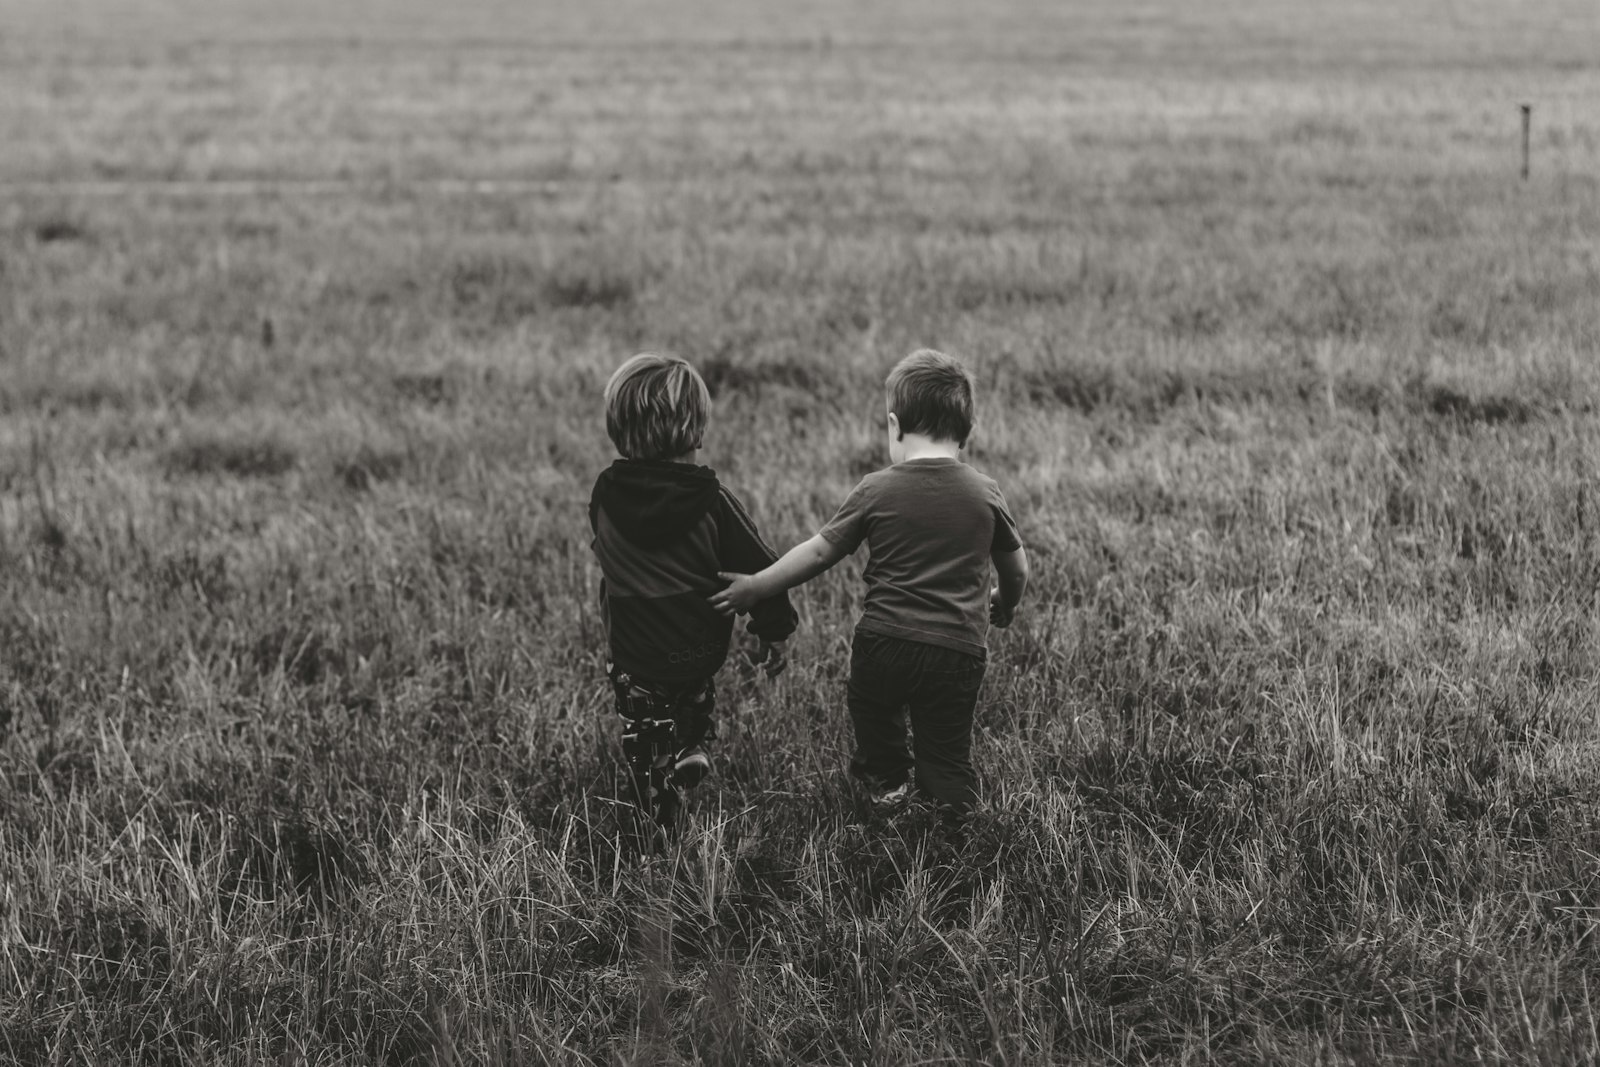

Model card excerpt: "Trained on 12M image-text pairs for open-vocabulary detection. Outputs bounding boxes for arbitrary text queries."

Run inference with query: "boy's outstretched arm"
[989,546,1029,628]
[710,534,849,616]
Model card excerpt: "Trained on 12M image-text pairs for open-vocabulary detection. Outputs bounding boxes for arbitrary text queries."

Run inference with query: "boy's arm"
[989,546,1029,628]
[710,534,849,617]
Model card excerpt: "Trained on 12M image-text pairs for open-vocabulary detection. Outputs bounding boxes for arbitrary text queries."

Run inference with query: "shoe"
[672,748,712,789]
[871,782,911,809]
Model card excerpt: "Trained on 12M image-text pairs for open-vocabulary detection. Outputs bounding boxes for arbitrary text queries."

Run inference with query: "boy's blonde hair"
[886,349,975,447]
[605,353,711,460]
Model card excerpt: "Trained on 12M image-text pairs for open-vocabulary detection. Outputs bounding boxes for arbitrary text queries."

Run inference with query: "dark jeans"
[847,630,986,815]
[608,664,716,827]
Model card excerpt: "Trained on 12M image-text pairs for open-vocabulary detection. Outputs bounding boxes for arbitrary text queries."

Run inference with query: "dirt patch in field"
[1416,383,1537,426]
[32,216,89,244]
[335,445,409,491]
[163,433,298,478]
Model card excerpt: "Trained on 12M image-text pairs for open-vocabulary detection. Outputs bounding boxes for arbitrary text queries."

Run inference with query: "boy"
[590,352,797,830]
[711,349,1027,821]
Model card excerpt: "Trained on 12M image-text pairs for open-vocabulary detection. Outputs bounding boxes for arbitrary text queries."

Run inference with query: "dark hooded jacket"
[589,459,798,683]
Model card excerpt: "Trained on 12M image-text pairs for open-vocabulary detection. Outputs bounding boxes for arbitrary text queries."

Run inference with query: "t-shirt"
[817,457,1022,658]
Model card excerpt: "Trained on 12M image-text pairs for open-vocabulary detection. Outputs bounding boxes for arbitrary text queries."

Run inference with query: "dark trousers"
[846,630,987,815]
[608,665,716,827]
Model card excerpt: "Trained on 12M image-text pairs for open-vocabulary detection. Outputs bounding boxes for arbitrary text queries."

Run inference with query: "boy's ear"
[887,411,902,441]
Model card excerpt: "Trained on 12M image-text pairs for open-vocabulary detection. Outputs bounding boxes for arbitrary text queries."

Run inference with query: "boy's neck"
[896,434,961,463]
[622,450,700,465]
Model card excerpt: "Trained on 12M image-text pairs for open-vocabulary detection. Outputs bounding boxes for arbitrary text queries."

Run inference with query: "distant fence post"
[1521,104,1531,180]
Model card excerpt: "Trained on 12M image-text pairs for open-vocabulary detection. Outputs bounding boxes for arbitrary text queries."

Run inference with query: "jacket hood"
[591,459,722,549]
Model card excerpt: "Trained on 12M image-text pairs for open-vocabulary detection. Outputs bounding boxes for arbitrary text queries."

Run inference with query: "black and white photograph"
[3,0,1599,1062]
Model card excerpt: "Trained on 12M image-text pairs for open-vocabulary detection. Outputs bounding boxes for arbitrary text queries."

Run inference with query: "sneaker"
[672,747,712,789]
[871,782,911,810]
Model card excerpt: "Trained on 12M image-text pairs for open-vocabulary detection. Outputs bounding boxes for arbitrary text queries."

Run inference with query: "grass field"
[4,1,1600,1063]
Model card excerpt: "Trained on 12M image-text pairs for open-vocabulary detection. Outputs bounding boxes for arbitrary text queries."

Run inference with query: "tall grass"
[4,1,1600,1063]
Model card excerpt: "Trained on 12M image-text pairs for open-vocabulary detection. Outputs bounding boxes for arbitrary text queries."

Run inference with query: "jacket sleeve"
[715,486,800,643]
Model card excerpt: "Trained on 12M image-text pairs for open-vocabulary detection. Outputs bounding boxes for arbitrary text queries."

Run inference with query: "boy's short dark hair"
[885,349,975,447]
[605,353,711,460]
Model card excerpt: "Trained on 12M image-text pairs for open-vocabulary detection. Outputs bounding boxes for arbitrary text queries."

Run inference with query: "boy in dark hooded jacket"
[589,353,798,829]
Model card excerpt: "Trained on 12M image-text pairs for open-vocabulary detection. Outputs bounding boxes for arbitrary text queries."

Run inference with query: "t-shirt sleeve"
[988,481,1023,553]
[817,478,874,555]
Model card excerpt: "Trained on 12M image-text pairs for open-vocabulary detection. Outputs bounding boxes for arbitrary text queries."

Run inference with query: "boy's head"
[604,353,711,460]
[885,349,975,447]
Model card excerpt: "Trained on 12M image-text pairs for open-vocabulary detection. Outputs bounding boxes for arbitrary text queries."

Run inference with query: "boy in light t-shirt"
[710,349,1028,820]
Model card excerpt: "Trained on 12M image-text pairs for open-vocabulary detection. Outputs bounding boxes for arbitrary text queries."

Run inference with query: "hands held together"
[718,573,1015,628]
[708,571,762,617]
[712,572,787,679]
[714,576,1012,681]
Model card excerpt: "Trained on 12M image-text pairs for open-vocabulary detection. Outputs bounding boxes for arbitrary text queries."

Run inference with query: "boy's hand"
[989,586,1015,628]
[741,637,788,680]
[709,572,762,616]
